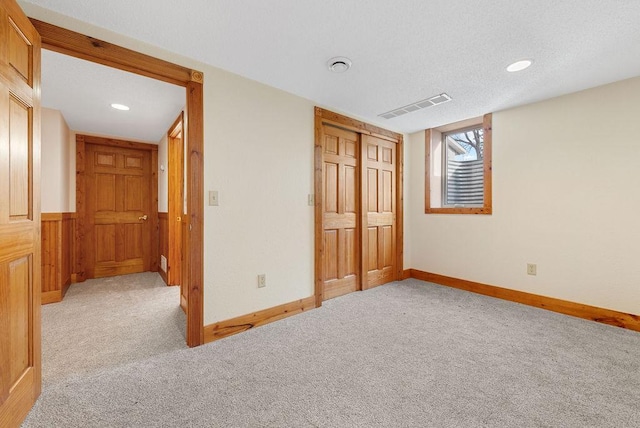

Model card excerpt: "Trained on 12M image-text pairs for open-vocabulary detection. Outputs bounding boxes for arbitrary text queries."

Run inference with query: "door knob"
[138,215,148,221]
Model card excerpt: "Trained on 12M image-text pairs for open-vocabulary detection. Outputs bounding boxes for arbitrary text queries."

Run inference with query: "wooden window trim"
[425,113,492,215]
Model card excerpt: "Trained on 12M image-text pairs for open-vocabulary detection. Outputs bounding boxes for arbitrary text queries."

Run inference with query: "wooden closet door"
[0,0,42,426]
[321,125,360,300]
[362,134,397,289]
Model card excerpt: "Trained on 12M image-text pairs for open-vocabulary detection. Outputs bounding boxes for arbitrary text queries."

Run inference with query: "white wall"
[407,76,640,315]
[41,108,73,212]
[157,133,168,213]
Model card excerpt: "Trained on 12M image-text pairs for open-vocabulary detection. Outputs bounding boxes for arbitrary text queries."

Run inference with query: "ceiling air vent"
[379,93,451,119]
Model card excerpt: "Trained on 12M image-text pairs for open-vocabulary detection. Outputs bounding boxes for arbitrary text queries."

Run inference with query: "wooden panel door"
[362,135,397,289]
[85,144,153,278]
[321,125,360,300]
[0,0,42,426]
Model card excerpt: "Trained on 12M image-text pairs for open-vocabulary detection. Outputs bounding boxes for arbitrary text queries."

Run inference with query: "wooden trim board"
[31,19,191,86]
[204,296,316,343]
[41,212,76,221]
[408,269,640,332]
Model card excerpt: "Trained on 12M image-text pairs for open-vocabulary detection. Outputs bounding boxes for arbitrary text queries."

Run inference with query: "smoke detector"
[327,57,352,73]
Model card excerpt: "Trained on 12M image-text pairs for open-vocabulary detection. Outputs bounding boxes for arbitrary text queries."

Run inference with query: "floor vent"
[379,93,451,119]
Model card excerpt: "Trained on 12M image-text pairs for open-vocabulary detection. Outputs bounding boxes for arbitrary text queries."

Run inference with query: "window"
[425,113,492,214]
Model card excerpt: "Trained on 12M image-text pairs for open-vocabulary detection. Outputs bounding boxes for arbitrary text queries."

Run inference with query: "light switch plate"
[209,190,219,206]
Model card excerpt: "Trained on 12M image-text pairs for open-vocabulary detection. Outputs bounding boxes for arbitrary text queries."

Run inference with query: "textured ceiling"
[41,50,185,142]
[24,0,640,134]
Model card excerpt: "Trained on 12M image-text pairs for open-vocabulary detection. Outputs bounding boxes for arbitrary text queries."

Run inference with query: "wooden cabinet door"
[321,125,360,300]
[362,135,397,289]
[0,0,42,426]
[85,144,153,278]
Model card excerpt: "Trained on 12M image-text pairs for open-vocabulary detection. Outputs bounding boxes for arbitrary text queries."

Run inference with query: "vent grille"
[379,93,451,119]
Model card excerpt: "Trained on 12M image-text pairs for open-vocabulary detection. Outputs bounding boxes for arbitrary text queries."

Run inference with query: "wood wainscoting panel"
[41,213,75,304]
[158,212,168,285]
[204,296,316,343]
[408,269,640,332]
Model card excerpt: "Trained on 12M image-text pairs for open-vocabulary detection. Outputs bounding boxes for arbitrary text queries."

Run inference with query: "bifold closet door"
[321,125,361,300]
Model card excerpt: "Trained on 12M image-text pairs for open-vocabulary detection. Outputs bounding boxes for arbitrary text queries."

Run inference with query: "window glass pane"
[444,127,484,206]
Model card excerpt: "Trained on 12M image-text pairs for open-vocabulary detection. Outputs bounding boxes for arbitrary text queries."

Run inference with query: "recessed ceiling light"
[327,57,352,73]
[506,59,533,73]
[110,103,130,111]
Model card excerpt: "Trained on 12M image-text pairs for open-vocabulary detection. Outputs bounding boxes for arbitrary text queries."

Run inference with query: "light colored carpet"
[38,272,186,387]
[23,278,640,427]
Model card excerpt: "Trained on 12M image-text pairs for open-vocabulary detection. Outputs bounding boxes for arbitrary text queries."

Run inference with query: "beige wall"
[157,133,168,213]
[407,76,640,315]
[41,108,74,213]
[204,70,316,321]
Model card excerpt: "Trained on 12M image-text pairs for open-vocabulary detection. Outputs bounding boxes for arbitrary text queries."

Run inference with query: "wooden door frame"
[31,19,205,347]
[167,113,184,286]
[76,135,159,278]
[314,107,404,307]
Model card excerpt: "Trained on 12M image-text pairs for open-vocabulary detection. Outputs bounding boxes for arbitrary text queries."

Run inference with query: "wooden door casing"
[0,0,42,426]
[362,135,396,289]
[180,217,188,312]
[168,113,183,287]
[321,125,360,300]
[32,19,204,347]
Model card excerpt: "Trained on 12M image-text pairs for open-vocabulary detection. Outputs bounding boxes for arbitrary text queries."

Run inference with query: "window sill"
[425,207,492,215]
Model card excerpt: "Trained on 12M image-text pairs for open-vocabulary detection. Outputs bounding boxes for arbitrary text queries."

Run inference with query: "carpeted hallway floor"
[23,275,640,427]
[38,272,187,387]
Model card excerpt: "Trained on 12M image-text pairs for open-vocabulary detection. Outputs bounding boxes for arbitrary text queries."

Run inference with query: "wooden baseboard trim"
[41,290,62,305]
[401,269,411,280]
[204,296,317,343]
[408,269,640,332]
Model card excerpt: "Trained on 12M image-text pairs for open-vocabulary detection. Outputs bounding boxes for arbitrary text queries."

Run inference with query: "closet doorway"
[314,108,404,306]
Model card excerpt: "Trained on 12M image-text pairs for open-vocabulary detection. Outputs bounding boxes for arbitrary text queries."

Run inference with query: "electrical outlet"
[527,263,537,276]
[308,194,314,206]
[257,274,266,288]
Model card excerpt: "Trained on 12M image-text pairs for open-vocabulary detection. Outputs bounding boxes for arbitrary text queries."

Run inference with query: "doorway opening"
[32,19,204,347]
